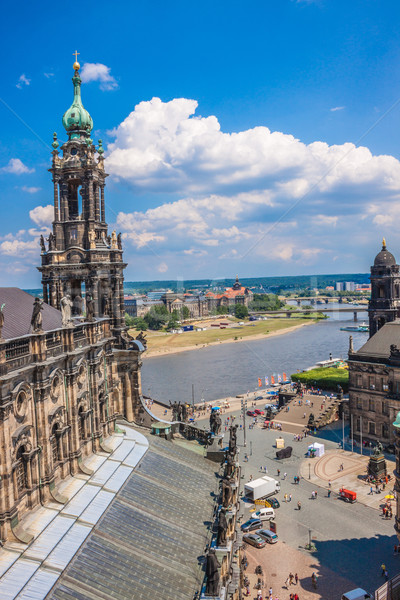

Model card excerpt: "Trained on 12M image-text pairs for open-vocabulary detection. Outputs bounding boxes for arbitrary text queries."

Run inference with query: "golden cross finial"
[73,50,80,62]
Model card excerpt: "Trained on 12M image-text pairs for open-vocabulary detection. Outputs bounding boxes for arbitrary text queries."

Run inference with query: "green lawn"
[291,367,349,392]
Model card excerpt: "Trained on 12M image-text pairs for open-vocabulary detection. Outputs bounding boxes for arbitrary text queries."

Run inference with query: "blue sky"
[2,0,400,286]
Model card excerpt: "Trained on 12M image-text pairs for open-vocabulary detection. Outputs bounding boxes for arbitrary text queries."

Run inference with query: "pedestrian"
[311,491,315,499]
[385,570,389,581]
[328,489,331,498]
[328,480,331,488]
[370,486,373,495]
[284,493,288,503]
[289,494,292,502]
[264,466,268,474]
[277,469,280,477]
[315,490,318,499]
[381,563,386,576]
[295,573,298,584]
[294,594,299,600]
[297,500,301,510]
[269,587,272,598]
[283,472,287,480]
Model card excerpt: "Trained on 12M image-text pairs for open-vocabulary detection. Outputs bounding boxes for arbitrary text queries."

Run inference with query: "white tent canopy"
[308,442,325,457]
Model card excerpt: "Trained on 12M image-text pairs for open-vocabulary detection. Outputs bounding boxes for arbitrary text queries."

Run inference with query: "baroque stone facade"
[0,61,147,543]
[349,241,400,448]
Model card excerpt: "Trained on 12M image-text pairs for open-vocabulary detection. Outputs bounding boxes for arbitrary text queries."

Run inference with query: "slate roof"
[48,435,219,600]
[354,319,400,358]
[0,288,62,340]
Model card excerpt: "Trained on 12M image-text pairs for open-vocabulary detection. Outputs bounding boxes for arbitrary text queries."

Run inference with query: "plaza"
[197,403,397,599]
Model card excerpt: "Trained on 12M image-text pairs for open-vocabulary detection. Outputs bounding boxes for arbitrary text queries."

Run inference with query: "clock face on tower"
[70,148,78,156]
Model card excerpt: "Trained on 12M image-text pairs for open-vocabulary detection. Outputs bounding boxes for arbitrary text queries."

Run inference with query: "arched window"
[15,446,28,493]
[78,406,85,440]
[51,424,60,465]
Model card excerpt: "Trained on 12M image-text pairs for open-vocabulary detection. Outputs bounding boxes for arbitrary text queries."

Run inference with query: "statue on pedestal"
[31,298,43,333]
[86,293,95,322]
[222,477,233,508]
[60,295,73,327]
[225,451,235,478]
[228,424,238,454]
[205,549,221,596]
[216,508,227,547]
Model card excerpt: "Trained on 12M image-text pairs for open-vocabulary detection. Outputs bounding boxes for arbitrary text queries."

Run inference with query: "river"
[141,303,368,405]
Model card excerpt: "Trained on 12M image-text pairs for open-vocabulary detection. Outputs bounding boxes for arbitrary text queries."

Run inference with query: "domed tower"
[38,57,126,339]
[368,238,400,337]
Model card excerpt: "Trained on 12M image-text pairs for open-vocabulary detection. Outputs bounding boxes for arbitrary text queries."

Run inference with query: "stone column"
[43,284,49,305]
[53,178,60,222]
[94,184,100,222]
[100,185,105,223]
[88,177,94,221]
[124,368,134,422]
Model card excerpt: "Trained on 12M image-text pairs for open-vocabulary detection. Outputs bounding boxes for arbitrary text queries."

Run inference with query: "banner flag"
[271,375,275,385]
[258,378,262,387]
[283,372,287,381]
[265,376,269,386]
[277,374,282,383]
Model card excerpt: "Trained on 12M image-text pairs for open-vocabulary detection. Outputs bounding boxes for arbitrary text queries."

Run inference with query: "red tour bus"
[339,488,357,503]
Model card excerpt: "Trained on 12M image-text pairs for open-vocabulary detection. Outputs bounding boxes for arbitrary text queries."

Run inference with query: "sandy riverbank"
[144,320,316,359]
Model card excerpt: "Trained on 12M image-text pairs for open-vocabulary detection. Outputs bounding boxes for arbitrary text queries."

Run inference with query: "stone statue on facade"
[135,330,147,347]
[88,229,96,249]
[40,235,46,253]
[228,424,238,454]
[102,295,109,317]
[60,295,73,327]
[225,451,235,478]
[73,295,83,316]
[48,232,55,251]
[216,507,228,547]
[181,403,187,422]
[0,303,5,340]
[222,477,233,508]
[86,293,95,322]
[31,298,43,333]
[111,230,118,249]
[209,410,216,433]
[170,401,179,421]
[205,549,221,596]
[117,232,122,250]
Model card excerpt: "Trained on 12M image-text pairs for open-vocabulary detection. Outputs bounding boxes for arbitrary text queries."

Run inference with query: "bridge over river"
[255,305,368,321]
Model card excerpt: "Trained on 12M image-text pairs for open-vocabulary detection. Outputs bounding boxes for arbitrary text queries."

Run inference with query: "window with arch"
[51,423,60,465]
[15,446,28,493]
[78,406,85,440]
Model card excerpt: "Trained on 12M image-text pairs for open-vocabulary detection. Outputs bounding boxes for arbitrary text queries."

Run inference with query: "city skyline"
[2,0,400,286]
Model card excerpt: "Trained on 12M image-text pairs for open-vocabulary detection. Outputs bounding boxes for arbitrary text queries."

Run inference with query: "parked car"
[254,396,264,401]
[243,533,266,548]
[265,497,280,509]
[256,529,278,544]
[251,507,275,521]
[254,409,264,415]
[246,410,256,417]
[241,518,262,532]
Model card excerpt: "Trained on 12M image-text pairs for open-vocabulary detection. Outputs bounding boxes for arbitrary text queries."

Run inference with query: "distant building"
[336,282,344,291]
[344,281,356,291]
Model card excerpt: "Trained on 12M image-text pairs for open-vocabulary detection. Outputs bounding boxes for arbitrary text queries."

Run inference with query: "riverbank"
[141,318,317,358]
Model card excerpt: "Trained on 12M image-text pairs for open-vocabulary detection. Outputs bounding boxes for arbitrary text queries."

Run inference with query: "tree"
[144,304,169,330]
[216,305,228,315]
[234,304,248,319]
[181,305,190,320]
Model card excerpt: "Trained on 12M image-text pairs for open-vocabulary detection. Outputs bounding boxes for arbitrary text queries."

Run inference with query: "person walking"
[283,472,287,480]
[328,480,331,488]
[297,500,301,510]
[381,563,386,576]
[289,494,292,502]
[277,469,280,477]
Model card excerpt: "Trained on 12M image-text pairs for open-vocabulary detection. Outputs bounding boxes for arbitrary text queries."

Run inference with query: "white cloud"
[330,106,345,112]
[29,205,53,227]
[312,214,338,227]
[157,262,168,273]
[21,186,41,194]
[16,74,31,89]
[44,72,54,79]
[80,63,118,91]
[0,239,38,256]
[106,97,400,203]
[1,158,34,175]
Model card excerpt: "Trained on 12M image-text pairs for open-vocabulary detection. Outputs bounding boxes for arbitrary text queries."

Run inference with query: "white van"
[251,507,275,521]
[341,589,372,600]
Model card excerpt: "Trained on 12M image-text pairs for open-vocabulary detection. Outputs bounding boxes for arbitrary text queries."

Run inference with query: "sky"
[2,0,400,286]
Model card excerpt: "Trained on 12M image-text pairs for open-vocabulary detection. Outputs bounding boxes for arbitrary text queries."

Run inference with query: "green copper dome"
[62,68,93,140]
[393,411,400,429]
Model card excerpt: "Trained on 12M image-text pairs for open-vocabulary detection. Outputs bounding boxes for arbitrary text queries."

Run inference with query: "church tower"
[368,238,400,337]
[38,56,126,340]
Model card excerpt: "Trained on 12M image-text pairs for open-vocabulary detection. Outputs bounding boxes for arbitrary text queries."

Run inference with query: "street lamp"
[308,463,311,480]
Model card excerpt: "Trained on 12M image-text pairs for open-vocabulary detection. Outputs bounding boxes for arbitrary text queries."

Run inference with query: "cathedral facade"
[0,59,148,544]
